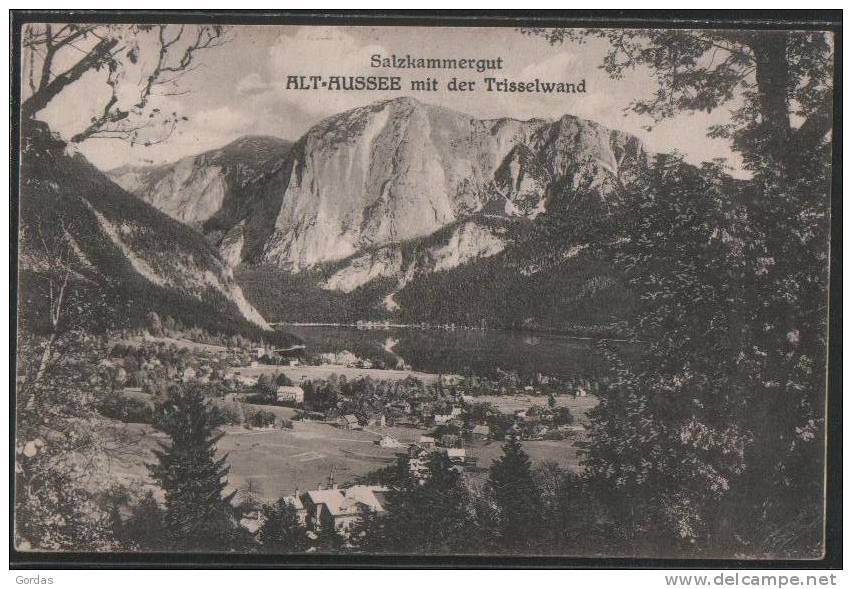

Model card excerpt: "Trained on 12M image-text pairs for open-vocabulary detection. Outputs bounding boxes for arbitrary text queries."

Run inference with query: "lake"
[278,324,636,380]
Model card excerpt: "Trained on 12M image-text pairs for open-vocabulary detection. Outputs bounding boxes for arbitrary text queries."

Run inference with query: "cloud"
[519,52,577,79]
[236,73,271,95]
[265,26,389,115]
[268,26,384,75]
[66,25,744,175]
[192,105,254,134]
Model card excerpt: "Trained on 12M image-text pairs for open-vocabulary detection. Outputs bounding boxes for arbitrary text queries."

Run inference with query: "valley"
[21,95,639,546]
[107,395,594,504]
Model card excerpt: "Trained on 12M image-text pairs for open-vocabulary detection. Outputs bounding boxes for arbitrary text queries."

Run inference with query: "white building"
[276,385,305,404]
[302,485,388,534]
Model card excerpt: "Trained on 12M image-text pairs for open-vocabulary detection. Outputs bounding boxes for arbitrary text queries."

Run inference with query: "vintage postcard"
[13,16,837,562]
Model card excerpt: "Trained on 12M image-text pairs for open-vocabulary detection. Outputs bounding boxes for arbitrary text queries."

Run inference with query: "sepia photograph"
[11,12,840,565]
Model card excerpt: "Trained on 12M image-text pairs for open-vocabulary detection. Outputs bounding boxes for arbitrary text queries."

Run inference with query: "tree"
[372,452,478,553]
[19,215,110,396]
[22,24,228,145]
[313,520,346,553]
[534,462,602,554]
[107,488,166,551]
[256,373,274,392]
[525,29,833,170]
[347,508,386,554]
[275,372,294,387]
[526,27,832,558]
[574,151,826,556]
[258,498,309,553]
[488,435,544,551]
[145,311,164,337]
[148,384,246,551]
[582,342,697,555]
[15,333,133,551]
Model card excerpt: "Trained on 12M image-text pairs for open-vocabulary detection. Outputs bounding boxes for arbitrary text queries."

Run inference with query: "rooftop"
[305,485,388,517]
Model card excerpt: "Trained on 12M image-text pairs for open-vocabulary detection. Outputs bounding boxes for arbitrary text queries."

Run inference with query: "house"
[281,493,308,525]
[471,425,490,440]
[338,414,362,430]
[239,512,264,534]
[367,414,386,428]
[379,435,403,448]
[240,491,309,534]
[440,447,466,465]
[526,424,549,440]
[515,409,528,420]
[433,414,456,425]
[276,385,305,404]
[252,345,276,360]
[450,406,463,417]
[301,485,387,534]
[180,367,196,382]
[405,446,432,481]
[234,488,264,533]
[535,373,552,385]
[418,435,436,449]
[233,373,258,386]
[396,401,413,415]
[439,434,460,448]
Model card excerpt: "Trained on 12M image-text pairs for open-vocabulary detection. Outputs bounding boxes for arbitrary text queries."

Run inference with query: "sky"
[28,25,746,174]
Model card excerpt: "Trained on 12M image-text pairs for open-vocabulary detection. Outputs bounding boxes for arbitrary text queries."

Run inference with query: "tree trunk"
[26,331,56,409]
[751,33,792,160]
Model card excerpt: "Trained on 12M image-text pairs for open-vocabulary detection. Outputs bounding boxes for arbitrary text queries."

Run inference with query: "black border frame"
[8,9,843,570]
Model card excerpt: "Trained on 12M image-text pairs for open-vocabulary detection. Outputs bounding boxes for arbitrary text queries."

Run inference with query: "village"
[97,323,600,541]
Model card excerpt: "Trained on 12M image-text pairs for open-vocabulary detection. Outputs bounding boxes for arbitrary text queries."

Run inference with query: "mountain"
[114,98,647,331]
[18,120,271,336]
[252,97,643,271]
[108,135,292,265]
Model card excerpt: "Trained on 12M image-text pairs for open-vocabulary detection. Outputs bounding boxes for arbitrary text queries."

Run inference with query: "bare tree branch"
[21,35,119,120]
[21,23,229,146]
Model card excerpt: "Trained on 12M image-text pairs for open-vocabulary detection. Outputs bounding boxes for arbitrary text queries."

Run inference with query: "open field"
[103,416,586,501]
[219,422,399,497]
[104,419,412,500]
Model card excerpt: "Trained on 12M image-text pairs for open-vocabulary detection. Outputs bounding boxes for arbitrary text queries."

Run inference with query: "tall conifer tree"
[148,385,243,551]
[488,435,543,550]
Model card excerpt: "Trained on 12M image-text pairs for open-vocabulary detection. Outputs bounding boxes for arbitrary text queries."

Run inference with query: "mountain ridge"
[20,120,272,335]
[108,134,293,235]
[106,97,648,329]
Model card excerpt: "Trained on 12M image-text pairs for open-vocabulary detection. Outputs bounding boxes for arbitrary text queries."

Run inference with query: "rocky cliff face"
[20,121,271,333]
[254,97,643,272]
[109,135,292,234]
